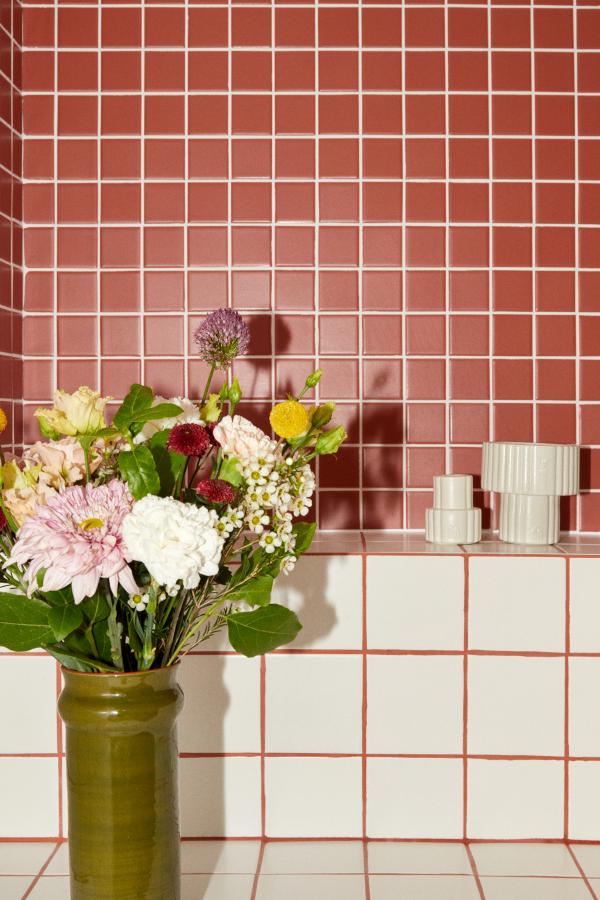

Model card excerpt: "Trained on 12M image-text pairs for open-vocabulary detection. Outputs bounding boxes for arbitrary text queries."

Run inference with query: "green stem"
[201,362,217,405]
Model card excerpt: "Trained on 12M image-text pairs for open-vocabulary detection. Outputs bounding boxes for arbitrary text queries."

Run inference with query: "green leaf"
[227,604,301,657]
[112,384,153,432]
[118,445,161,499]
[48,604,83,642]
[0,593,53,651]
[79,593,110,625]
[219,456,243,487]
[41,585,74,607]
[227,574,273,608]
[130,403,183,425]
[148,430,186,496]
[92,621,113,663]
[44,646,94,672]
[292,522,317,556]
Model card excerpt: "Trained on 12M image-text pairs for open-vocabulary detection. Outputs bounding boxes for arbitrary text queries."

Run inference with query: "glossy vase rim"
[60,663,180,678]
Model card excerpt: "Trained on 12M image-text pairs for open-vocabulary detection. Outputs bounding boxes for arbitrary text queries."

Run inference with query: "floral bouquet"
[0,309,346,671]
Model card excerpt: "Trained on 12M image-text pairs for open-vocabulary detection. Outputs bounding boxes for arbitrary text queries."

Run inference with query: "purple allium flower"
[194,308,250,370]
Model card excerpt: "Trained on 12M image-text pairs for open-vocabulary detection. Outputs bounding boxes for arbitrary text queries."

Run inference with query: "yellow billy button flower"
[0,407,7,434]
[269,400,310,440]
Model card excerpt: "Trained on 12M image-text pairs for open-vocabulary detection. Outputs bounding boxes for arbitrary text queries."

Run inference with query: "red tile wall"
[0,0,23,452]
[19,0,600,532]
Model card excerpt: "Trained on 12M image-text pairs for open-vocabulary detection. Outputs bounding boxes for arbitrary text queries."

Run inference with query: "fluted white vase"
[425,474,482,544]
[481,442,579,545]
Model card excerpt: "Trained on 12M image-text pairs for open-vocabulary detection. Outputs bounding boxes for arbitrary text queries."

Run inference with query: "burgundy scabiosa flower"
[196,479,235,505]
[194,308,250,370]
[168,423,211,457]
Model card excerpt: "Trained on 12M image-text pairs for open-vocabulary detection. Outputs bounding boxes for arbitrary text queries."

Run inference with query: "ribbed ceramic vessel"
[425,474,482,544]
[481,442,579,496]
[481,441,579,545]
[58,666,184,900]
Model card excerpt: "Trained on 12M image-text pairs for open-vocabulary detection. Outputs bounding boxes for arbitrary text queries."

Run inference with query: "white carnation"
[213,414,278,460]
[134,396,203,445]
[122,495,224,590]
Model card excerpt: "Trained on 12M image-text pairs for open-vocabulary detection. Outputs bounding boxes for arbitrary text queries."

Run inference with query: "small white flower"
[128,591,150,612]
[246,510,270,534]
[260,531,282,554]
[281,555,296,574]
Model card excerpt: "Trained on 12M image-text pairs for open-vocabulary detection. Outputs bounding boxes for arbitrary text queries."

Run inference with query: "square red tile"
[145,272,184,312]
[493,271,532,312]
[57,272,96,314]
[57,316,97,358]
[232,183,271,223]
[277,184,315,223]
[363,272,402,312]
[363,52,402,91]
[492,51,531,92]
[144,227,184,268]
[101,316,140,357]
[319,226,359,267]
[363,139,402,179]
[275,314,315,356]
[319,315,359,355]
[362,8,402,47]
[320,447,360,489]
[231,51,271,92]
[450,315,489,356]
[232,140,270,179]
[494,403,534,443]
[278,139,316,179]
[276,227,314,267]
[101,272,140,313]
[275,9,314,47]
[492,183,532,224]
[232,227,271,267]
[450,139,489,179]
[406,447,446,489]
[275,271,314,311]
[450,227,489,268]
[406,183,445,223]
[318,491,360,531]
[144,316,184,357]
[319,271,359,311]
[537,315,576,357]
[406,271,445,312]
[406,227,445,267]
[407,403,446,444]
[450,359,489,400]
[188,272,228,311]
[233,8,271,46]
[277,52,315,92]
[363,359,402,400]
[406,359,445,400]
[189,140,228,179]
[406,315,445,356]
[405,9,445,47]
[363,315,402,356]
[493,314,532,357]
[537,404,576,445]
[363,492,403,530]
[232,272,271,310]
[494,360,533,401]
[100,228,140,269]
[319,95,359,135]
[536,359,575,401]
[275,96,314,135]
[319,184,358,223]
[450,404,490,444]
[406,139,445,179]
[188,184,228,224]
[363,403,403,444]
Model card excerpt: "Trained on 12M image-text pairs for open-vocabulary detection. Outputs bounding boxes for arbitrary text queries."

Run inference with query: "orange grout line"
[249,839,265,900]
[260,655,266,841]
[21,842,61,899]
[463,555,470,842]
[465,843,487,900]
[565,557,571,841]
[567,844,599,899]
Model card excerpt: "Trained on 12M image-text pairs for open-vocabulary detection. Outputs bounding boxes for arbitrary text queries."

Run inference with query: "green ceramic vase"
[58,666,184,900]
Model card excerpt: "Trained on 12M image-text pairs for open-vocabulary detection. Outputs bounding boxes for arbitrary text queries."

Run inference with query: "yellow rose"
[269,400,310,440]
[35,387,109,437]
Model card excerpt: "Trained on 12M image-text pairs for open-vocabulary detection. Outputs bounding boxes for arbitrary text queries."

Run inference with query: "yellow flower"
[269,400,310,440]
[35,387,109,437]
[0,407,6,434]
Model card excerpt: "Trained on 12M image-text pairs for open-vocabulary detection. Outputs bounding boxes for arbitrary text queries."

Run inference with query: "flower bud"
[311,402,335,429]
[228,377,242,410]
[305,369,323,389]
[314,425,347,455]
[200,393,222,423]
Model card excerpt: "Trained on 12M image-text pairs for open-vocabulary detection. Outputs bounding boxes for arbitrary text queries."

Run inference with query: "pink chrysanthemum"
[196,479,235,504]
[167,423,211,457]
[7,481,138,604]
